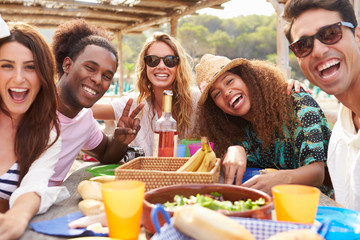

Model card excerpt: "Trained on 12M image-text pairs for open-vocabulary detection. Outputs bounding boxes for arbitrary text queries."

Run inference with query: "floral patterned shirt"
[235,90,332,196]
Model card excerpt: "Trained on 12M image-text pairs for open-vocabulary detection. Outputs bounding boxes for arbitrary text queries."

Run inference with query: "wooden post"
[115,31,124,96]
[351,0,360,23]
[268,0,291,79]
[170,17,178,38]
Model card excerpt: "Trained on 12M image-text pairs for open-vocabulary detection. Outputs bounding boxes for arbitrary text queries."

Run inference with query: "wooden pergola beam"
[0,4,149,21]
[1,14,135,30]
[1,0,230,33]
[0,0,230,95]
[38,0,170,15]
[121,0,228,33]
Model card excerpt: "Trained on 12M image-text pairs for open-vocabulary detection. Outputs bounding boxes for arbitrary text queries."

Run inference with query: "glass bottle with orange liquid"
[153,90,178,157]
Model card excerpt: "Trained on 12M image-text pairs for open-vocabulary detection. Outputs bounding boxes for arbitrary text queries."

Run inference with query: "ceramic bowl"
[142,183,272,237]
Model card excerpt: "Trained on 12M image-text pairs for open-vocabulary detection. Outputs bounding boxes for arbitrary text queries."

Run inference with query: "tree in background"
[121,14,303,82]
[123,62,135,92]
[289,53,306,81]
[180,14,222,34]
[177,22,214,61]
[210,30,236,57]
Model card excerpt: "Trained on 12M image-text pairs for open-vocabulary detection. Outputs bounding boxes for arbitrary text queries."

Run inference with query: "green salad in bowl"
[142,183,273,236]
[163,192,266,212]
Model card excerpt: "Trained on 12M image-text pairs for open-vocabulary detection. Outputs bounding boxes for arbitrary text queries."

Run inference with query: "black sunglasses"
[289,21,354,58]
[144,55,179,68]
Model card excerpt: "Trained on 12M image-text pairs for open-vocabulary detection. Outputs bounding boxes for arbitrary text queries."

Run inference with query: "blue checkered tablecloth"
[151,217,313,240]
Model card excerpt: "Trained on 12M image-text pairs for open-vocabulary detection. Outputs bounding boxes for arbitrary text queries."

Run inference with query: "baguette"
[267,229,324,240]
[173,205,255,240]
[77,180,103,200]
[68,213,107,229]
[78,199,105,216]
[90,175,116,183]
[86,222,109,234]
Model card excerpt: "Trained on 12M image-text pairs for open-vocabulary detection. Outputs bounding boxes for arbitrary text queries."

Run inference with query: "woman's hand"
[0,192,40,239]
[0,212,29,239]
[242,170,289,195]
[242,162,324,195]
[287,79,313,95]
[222,146,247,185]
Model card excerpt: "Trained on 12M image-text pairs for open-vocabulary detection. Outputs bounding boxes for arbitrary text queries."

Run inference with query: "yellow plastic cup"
[272,184,320,224]
[101,180,145,240]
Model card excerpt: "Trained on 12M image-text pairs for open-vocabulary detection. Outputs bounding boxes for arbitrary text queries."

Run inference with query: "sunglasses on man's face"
[289,21,354,58]
[144,55,180,68]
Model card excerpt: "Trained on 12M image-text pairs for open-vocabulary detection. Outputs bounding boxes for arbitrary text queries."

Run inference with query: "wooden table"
[20,163,97,240]
[21,164,343,239]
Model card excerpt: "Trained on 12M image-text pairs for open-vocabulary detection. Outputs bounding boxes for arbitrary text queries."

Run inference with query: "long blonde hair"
[136,32,194,138]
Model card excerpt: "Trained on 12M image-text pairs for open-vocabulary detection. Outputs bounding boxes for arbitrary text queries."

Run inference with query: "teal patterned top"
[235,90,332,196]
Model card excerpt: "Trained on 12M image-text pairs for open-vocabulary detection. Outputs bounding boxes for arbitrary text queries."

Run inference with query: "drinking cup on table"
[101,180,145,240]
[272,184,320,224]
[177,144,186,157]
[188,142,214,156]
[181,138,201,157]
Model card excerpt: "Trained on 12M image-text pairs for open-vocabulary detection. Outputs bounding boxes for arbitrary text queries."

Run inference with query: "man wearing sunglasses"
[283,0,360,211]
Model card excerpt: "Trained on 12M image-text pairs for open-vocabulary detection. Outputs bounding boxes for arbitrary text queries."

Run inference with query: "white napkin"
[0,14,10,38]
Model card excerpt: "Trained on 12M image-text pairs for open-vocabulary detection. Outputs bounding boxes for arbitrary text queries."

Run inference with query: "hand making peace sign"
[113,98,145,145]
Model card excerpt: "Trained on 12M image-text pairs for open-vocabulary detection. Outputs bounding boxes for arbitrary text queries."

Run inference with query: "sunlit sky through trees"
[197,0,275,18]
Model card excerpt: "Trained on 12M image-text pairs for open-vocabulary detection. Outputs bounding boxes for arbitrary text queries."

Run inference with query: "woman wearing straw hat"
[195,54,332,196]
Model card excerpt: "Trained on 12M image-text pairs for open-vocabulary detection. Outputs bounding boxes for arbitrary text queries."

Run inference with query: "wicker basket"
[115,157,221,191]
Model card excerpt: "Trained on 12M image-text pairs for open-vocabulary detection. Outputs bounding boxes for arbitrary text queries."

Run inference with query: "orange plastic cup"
[272,184,320,224]
[101,181,145,240]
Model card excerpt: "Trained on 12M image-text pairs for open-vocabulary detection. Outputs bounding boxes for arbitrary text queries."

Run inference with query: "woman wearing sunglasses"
[284,0,360,210]
[92,32,198,156]
[195,54,332,196]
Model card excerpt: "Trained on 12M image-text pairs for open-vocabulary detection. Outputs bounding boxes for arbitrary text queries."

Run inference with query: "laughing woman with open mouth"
[195,54,333,198]
[0,20,68,239]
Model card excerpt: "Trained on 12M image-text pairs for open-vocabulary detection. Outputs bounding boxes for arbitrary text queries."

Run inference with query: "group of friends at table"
[0,0,359,238]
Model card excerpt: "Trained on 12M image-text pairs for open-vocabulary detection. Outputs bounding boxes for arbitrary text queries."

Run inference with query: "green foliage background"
[121,14,306,85]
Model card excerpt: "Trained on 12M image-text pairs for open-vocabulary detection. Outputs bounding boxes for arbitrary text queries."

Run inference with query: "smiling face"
[209,71,251,120]
[146,41,177,91]
[59,44,116,113]
[0,41,40,118]
[291,8,360,96]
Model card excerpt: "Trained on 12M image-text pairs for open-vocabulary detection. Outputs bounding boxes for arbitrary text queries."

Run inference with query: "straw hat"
[196,54,249,105]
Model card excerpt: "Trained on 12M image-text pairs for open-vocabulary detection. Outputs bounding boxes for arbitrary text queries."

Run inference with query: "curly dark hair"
[52,18,118,77]
[0,22,60,184]
[196,60,298,157]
